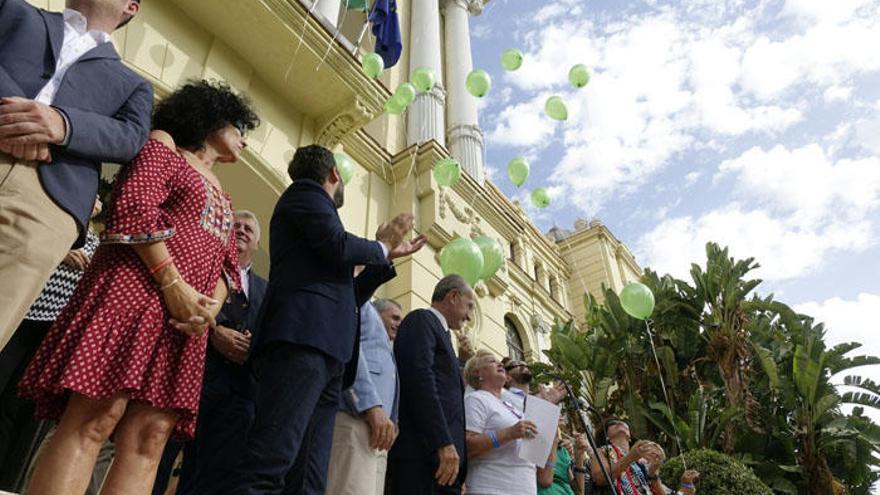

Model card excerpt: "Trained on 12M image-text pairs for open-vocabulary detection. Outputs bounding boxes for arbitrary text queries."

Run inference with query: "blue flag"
[369,0,402,68]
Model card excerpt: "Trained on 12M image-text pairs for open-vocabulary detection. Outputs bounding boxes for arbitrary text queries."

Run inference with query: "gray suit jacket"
[342,301,400,422]
[0,0,153,246]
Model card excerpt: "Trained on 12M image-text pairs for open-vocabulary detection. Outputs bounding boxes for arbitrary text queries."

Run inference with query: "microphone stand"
[556,378,619,495]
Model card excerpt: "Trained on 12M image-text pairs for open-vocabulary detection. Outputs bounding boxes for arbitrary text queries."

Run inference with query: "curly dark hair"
[288,144,335,183]
[152,79,259,151]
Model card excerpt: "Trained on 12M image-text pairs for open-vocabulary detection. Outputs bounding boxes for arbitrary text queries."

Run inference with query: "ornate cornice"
[442,0,487,16]
[315,95,374,148]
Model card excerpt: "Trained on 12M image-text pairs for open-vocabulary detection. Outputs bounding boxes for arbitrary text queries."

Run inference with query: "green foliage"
[661,449,773,495]
[541,241,880,494]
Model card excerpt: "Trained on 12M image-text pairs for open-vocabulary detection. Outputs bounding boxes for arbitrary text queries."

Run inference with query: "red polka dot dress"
[18,139,240,439]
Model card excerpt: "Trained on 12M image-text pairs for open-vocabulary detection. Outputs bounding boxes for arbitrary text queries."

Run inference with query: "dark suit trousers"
[0,318,52,490]
[229,344,343,495]
[387,459,463,495]
[152,377,255,495]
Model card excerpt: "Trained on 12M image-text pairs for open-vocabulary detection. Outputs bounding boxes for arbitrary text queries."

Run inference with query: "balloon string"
[285,0,320,82]
[644,319,688,470]
[316,2,351,71]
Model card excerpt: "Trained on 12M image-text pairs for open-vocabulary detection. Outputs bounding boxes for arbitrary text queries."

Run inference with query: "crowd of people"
[0,0,700,494]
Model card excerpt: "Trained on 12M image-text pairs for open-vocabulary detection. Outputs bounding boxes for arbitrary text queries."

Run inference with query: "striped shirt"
[25,230,99,321]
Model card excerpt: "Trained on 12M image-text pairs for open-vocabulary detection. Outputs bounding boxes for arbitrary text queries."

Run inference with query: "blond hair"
[463,350,496,389]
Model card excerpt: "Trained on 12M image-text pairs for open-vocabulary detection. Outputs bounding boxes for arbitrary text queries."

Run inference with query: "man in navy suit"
[151,210,269,495]
[0,0,153,348]
[230,144,422,495]
[389,274,476,495]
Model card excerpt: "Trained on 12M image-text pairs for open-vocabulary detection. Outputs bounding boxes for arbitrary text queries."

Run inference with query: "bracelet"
[159,277,180,291]
[488,431,501,449]
[149,256,174,275]
[680,482,695,490]
[545,461,556,469]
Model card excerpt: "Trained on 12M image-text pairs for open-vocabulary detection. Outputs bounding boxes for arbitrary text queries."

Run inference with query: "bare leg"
[99,401,178,495]
[25,392,129,495]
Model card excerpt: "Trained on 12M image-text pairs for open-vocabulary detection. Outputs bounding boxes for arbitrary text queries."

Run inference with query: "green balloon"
[473,235,503,280]
[411,67,436,93]
[531,187,550,208]
[362,53,384,79]
[500,48,523,71]
[394,82,417,105]
[439,238,484,287]
[384,94,407,115]
[619,282,655,320]
[433,158,461,187]
[569,64,590,88]
[545,96,568,121]
[334,152,355,185]
[465,69,491,98]
[507,157,529,187]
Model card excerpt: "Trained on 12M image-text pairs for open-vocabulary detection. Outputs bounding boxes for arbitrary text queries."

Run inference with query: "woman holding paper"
[463,350,540,495]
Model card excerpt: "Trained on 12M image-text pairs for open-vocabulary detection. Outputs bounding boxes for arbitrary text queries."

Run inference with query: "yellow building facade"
[28,0,640,361]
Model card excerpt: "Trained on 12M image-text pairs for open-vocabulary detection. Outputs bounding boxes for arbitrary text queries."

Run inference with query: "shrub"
[660,449,772,495]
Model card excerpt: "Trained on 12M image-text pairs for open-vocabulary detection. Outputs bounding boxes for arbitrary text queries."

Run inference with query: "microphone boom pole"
[553,373,618,495]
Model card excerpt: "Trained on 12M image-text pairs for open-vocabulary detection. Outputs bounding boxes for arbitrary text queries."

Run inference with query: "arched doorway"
[504,316,525,361]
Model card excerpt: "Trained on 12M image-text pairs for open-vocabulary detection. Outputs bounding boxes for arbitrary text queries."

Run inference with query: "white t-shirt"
[464,390,537,495]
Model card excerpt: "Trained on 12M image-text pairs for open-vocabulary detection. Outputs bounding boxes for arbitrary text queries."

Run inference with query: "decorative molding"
[316,96,374,148]
[442,0,486,15]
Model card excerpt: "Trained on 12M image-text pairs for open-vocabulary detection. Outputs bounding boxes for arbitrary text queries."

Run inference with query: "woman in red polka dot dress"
[18,80,259,495]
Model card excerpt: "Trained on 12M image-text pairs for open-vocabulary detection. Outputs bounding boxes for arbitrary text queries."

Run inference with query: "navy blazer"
[390,309,467,482]
[204,269,268,396]
[0,0,153,246]
[252,179,390,383]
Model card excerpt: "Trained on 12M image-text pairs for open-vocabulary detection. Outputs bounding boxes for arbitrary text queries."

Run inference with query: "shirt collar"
[427,307,449,333]
[509,387,527,397]
[240,263,252,274]
[63,9,112,44]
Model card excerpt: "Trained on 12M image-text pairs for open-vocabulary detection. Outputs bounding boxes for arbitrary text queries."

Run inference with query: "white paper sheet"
[516,394,561,466]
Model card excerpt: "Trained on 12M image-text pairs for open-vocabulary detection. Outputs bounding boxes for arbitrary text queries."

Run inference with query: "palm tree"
[688,243,764,451]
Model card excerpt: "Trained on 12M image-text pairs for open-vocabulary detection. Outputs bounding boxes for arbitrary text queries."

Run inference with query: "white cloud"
[684,171,702,187]
[795,293,880,359]
[638,142,880,282]
[486,94,557,148]
[488,0,880,219]
[823,85,853,103]
[855,116,880,155]
[794,293,880,421]
[635,204,872,281]
[717,144,880,224]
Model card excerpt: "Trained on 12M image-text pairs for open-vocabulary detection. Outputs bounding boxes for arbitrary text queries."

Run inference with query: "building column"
[314,0,341,27]
[443,0,485,182]
[407,0,446,146]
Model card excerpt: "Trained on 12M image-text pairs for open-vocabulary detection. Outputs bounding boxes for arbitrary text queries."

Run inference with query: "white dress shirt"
[239,264,252,300]
[35,9,112,105]
[427,307,449,333]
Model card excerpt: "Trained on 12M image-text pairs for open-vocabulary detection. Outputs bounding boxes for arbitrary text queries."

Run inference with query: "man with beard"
[502,359,533,411]
[503,360,566,413]
[230,144,422,494]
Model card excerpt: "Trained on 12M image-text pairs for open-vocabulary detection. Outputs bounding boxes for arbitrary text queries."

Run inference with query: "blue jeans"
[228,344,344,495]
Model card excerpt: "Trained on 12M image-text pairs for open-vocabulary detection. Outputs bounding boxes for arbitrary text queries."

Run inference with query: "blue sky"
[468,0,880,402]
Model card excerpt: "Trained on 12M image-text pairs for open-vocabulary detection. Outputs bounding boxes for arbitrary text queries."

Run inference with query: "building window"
[549,275,560,301]
[510,242,519,266]
[505,317,525,361]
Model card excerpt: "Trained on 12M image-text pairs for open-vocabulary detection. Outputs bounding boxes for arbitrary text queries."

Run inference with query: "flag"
[369,0,402,68]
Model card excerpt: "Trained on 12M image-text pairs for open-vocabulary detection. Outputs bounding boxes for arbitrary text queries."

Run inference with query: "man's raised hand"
[376,212,414,253]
